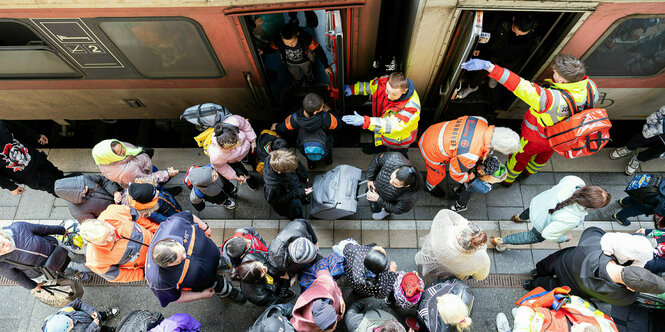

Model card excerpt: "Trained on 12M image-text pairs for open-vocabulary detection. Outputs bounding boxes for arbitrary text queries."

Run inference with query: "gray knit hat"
[288,237,317,264]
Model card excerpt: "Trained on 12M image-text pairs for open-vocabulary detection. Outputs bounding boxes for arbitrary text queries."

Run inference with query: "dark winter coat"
[238,252,284,306]
[366,152,418,214]
[263,155,309,207]
[249,303,295,332]
[268,219,318,274]
[475,14,536,66]
[344,301,400,332]
[275,108,340,152]
[0,120,50,191]
[0,222,66,289]
[55,174,122,221]
[343,243,397,299]
[418,277,474,332]
[266,28,330,67]
[554,227,637,306]
[41,299,101,332]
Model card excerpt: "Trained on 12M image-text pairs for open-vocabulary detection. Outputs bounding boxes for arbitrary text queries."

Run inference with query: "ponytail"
[548,185,611,214]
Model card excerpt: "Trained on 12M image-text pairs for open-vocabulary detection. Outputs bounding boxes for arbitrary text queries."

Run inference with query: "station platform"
[1,147,662,331]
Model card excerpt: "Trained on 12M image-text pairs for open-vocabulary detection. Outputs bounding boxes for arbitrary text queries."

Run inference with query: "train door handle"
[244,72,263,107]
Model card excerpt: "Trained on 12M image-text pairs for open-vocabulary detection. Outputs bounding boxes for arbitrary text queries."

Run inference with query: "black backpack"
[292,113,329,161]
[625,174,663,204]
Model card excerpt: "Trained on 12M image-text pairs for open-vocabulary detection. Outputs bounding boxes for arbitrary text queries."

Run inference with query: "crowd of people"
[0,17,663,332]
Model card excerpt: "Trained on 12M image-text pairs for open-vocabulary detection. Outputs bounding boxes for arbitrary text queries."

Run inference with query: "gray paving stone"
[0,286,35,332]
[0,206,17,219]
[554,172,591,184]
[494,249,534,274]
[414,189,449,207]
[14,188,54,220]
[458,192,488,220]
[519,185,552,208]
[487,206,525,221]
[587,200,621,221]
[196,206,235,219]
[49,206,73,219]
[589,172,631,185]
[386,209,415,220]
[415,206,447,220]
[487,183,523,207]
[531,249,557,267]
[0,189,21,206]
[341,206,372,220]
[518,172,555,185]
[488,250,496,274]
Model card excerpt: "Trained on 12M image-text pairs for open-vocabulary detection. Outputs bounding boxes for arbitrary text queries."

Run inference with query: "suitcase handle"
[357,180,367,199]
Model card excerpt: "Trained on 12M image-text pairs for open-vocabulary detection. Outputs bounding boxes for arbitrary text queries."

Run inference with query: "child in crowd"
[273,93,340,169]
[263,149,311,220]
[123,182,182,224]
[184,165,237,211]
[221,227,269,269]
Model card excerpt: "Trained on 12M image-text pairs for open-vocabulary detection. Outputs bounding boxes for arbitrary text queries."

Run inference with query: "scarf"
[92,139,143,165]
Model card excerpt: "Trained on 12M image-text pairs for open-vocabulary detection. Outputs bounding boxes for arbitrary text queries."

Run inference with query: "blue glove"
[344,85,352,96]
[461,59,491,71]
[342,111,364,127]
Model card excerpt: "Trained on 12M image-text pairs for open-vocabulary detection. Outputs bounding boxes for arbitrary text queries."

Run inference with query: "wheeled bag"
[310,165,364,220]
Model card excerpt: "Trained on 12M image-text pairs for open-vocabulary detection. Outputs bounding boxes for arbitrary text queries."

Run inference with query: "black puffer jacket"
[263,156,309,207]
[268,219,318,274]
[239,252,284,306]
[418,277,474,332]
[366,152,418,214]
[0,222,66,289]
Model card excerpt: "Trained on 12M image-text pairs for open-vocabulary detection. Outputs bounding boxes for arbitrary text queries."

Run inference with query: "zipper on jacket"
[14,247,49,258]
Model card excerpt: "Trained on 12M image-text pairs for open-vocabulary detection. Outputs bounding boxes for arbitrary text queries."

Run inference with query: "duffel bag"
[544,83,612,159]
[181,103,232,129]
[31,278,84,307]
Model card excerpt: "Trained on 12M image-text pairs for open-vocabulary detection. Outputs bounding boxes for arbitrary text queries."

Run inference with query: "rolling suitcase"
[311,165,364,220]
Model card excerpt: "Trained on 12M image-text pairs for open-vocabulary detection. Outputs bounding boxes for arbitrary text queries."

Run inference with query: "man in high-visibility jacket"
[462,54,599,185]
[341,72,420,157]
[419,116,519,197]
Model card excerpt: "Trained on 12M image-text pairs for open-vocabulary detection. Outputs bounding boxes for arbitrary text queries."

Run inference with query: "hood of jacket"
[293,108,326,132]
[394,79,416,103]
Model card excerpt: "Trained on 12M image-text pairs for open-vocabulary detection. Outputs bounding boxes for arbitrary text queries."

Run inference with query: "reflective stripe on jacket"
[351,76,421,148]
[488,65,599,144]
[419,116,494,183]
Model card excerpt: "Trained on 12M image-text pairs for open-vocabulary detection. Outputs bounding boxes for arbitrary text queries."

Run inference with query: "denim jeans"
[616,196,654,224]
[502,227,545,245]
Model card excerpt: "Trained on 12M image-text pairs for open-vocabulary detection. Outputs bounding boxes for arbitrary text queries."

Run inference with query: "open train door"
[431,11,483,122]
[326,9,346,114]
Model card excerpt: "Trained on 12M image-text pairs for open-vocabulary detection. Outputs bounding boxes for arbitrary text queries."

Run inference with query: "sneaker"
[405,317,420,331]
[522,279,536,291]
[611,213,631,226]
[610,146,631,160]
[222,198,236,210]
[511,214,528,223]
[625,155,640,175]
[450,202,467,212]
[224,288,246,304]
[372,208,390,220]
[427,186,446,198]
[618,198,627,208]
[164,186,182,196]
[488,78,498,89]
[74,271,90,282]
[277,289,296,303]
[496,312,511,332]
[490,236,507,252]
[530,268,539,279]
[456,85,479,99]
[102,307,120,320]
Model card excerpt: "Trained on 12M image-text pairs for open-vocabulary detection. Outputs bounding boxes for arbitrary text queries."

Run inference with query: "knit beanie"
[127,183,158,209]
[401,272,424,298]
[187,166,214,187]
[481,156,501,175]
[311,298,337,330]
[621,266,665,294]
[288,238,317,264]
[44,314,71,332]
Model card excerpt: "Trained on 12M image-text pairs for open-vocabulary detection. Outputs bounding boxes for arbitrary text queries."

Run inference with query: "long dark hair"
[229,260,264,283]
[394,165,422,193]
[363,247,388,288]
[548,185,611,214]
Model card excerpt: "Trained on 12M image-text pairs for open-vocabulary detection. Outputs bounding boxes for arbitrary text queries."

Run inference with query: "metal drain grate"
[0,274,146,287]
[466,274,529,288]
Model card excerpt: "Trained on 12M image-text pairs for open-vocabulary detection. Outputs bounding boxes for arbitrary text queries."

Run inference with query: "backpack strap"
[585,82,596,109]
[176,225,197,290]
[557,89,578,116]
[196,104,204,127]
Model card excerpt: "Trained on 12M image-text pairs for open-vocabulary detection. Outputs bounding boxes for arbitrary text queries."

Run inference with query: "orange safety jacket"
[84,205,154,283]
[419,116,494,183]
[487,64,598,146]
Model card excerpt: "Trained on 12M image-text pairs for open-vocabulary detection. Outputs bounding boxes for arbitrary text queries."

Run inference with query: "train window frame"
[94,17,225,79]
[582,14,665,79]
[0,19,83,79]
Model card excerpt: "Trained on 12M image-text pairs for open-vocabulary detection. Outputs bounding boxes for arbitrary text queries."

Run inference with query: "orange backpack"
[544,83,612,159]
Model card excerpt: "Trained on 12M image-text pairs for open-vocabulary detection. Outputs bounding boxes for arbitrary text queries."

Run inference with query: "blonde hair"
[270,149,298,173]
[80,219,111,244]
[437,294,472,331]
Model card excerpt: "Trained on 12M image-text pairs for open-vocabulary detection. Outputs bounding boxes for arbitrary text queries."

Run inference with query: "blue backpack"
[293,113,329,161]
[626,174,663,203]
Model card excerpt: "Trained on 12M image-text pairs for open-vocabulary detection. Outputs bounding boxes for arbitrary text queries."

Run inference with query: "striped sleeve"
[351,77,381,96]
[488,65,552,112]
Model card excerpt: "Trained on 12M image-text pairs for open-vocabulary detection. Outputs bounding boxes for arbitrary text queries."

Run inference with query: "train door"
[236,9,346,121]
[428,9,587,123]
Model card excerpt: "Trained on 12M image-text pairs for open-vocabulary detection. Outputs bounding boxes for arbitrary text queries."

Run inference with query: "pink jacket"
[291,270,345,332]
[97,142,169,188]
[208,115,257,180]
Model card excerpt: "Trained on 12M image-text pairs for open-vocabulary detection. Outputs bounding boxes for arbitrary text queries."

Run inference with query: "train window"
[98,19,224,78]
[586,17,665,77]
[0,21,81,78]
